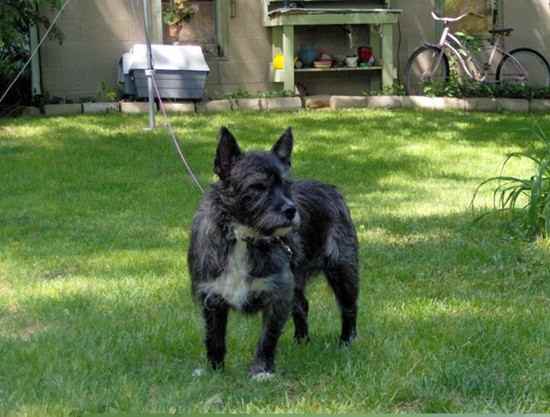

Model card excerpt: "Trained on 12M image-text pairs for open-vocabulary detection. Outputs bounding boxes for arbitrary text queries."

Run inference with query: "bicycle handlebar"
[431,10,486,24]
[431,11,469,23]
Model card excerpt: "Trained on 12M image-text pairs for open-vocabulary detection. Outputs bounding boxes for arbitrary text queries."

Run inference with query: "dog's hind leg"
[292,278,310,343]
[324,263,358,344]
[202,296,229,370]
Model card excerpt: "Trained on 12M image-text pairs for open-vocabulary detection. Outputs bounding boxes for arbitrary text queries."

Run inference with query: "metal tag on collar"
[276,237,293,256]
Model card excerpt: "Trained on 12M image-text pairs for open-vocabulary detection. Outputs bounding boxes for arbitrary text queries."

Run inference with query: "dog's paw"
[339,332,357,347]
[192,368,206,377]
[294,334,310,344]
[251,371,275,382]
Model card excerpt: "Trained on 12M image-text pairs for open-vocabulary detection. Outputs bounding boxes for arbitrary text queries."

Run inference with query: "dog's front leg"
[202,296,229,370]
[250,300,291,378]
[249,272,293,378]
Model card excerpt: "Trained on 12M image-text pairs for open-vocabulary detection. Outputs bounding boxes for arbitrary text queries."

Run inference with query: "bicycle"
[405,11,550,96]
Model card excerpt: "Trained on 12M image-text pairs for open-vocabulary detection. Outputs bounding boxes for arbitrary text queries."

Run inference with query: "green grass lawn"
[1,109,550,416]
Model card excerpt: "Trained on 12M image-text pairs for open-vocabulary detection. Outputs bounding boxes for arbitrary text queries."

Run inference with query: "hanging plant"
[162,0,197,26]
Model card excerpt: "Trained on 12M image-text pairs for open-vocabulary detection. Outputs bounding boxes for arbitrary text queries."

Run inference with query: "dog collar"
[233,224,293,256]
[233,224,261,240]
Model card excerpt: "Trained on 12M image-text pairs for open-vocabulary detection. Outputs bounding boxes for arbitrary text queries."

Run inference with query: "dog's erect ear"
[272,127,293,167]
[214,127,242,180]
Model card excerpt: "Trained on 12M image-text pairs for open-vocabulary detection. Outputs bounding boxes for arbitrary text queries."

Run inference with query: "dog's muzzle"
[273,210,300,236]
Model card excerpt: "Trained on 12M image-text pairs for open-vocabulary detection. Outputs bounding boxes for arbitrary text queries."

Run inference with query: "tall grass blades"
[472,126,550,239]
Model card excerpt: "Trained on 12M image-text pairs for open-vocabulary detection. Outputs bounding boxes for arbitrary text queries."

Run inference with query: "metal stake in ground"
[143,0,156,129]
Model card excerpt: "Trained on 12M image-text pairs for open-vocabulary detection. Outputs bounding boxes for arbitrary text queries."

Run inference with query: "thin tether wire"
[139,0,205,194]
[1,0,205,194]
[0,0,75,106]
[152,76,206,194]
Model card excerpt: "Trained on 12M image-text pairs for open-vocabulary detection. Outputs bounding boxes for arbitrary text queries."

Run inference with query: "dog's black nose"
[283,205,296,221]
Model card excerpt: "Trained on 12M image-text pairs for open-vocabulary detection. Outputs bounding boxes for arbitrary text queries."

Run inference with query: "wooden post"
[495,0,504,27]
[271,26,283,84]
[434,0,445,40]
[370,25,381,60]
[151,0,163,43]
[282,25,295,92]
[370,25,382,91]
[381,23,394,88]
[30,25,42,96]
[272,27,283,60]
[216,0,230,56]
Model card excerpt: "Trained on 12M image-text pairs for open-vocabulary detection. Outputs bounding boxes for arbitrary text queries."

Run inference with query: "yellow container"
[273,54,284,70]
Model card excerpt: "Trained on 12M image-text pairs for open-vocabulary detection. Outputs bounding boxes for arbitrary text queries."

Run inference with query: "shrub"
[422,77,550,100]
[0,0,63,107]
[96,81,120,103]
[221,89,296,100]
[472,126,550,239]
[365,82,407,97]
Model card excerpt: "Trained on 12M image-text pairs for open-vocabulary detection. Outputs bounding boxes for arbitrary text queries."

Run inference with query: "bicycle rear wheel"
[405,46,450,95]
[497,48,550,88]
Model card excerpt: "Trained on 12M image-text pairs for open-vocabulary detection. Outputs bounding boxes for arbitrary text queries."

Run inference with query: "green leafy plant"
[221,89,252,100]
[455,32,484,53]
[0,0,64,106]
[421,74,550,99]
[415,49,550,99]
[364,82,406,96]
[96,81,120,103]
[257,89,296,98]
[472,125,550,239]
[162,0,197,25]
[221,89,296,100]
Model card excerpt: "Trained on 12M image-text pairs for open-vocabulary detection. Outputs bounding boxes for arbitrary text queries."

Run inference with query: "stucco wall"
[204,0,273,97]
[503,0,550,59]
[391,0,437,79]
[41,0,162,100]
[39,0,550,100]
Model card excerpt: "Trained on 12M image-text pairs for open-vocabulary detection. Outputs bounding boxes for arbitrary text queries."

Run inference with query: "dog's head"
[214,126,299,237]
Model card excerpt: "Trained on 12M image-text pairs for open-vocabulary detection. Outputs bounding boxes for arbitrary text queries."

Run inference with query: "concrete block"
[330,96,369,109]
[162,102,196,113]
[530,99,550,112]
[197,100,232,113]
[44,103,82,116]
[430,97,447,110]
[400,97,416,108]
[496,98,529,113]
[233,98,262,111]
[406,96,431,109]
[262,97,302,111]
[82,102,120,113]
[120,101,154,114]
[305,95,331,109]
[407,96,446,110]
[21,107,42,117]
[463,98,498,112]
[367,96,403,109]
[443,98,467,111]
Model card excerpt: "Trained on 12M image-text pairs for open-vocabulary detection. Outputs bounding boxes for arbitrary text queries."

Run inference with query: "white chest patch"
[199,236,273,309]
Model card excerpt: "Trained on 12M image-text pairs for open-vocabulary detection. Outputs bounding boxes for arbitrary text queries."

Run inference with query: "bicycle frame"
[431,22,528,84]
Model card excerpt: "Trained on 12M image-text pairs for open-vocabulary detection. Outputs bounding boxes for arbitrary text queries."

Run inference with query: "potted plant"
[163,0,197,37]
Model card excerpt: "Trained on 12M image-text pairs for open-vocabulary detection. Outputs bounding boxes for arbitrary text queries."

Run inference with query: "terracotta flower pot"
[167,23,181,39]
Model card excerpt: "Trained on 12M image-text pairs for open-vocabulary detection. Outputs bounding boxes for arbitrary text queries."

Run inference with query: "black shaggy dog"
[188,127,359,379]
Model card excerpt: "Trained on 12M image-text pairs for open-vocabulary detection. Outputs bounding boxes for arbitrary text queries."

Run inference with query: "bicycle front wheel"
[497,48,550,88]
[405,46,449,95]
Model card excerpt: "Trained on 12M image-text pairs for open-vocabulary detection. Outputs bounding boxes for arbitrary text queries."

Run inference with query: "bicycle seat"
[488,28,514,36]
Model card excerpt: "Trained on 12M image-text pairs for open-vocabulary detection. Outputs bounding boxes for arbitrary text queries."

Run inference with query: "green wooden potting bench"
[263,0,402,92]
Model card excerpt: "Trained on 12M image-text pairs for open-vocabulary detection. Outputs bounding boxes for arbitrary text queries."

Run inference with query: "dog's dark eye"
[250,183,268,192]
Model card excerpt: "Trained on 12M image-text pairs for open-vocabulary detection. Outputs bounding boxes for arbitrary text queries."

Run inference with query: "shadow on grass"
[1,112,441,264]
[2,111,550,413]
[1,207,549,413]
